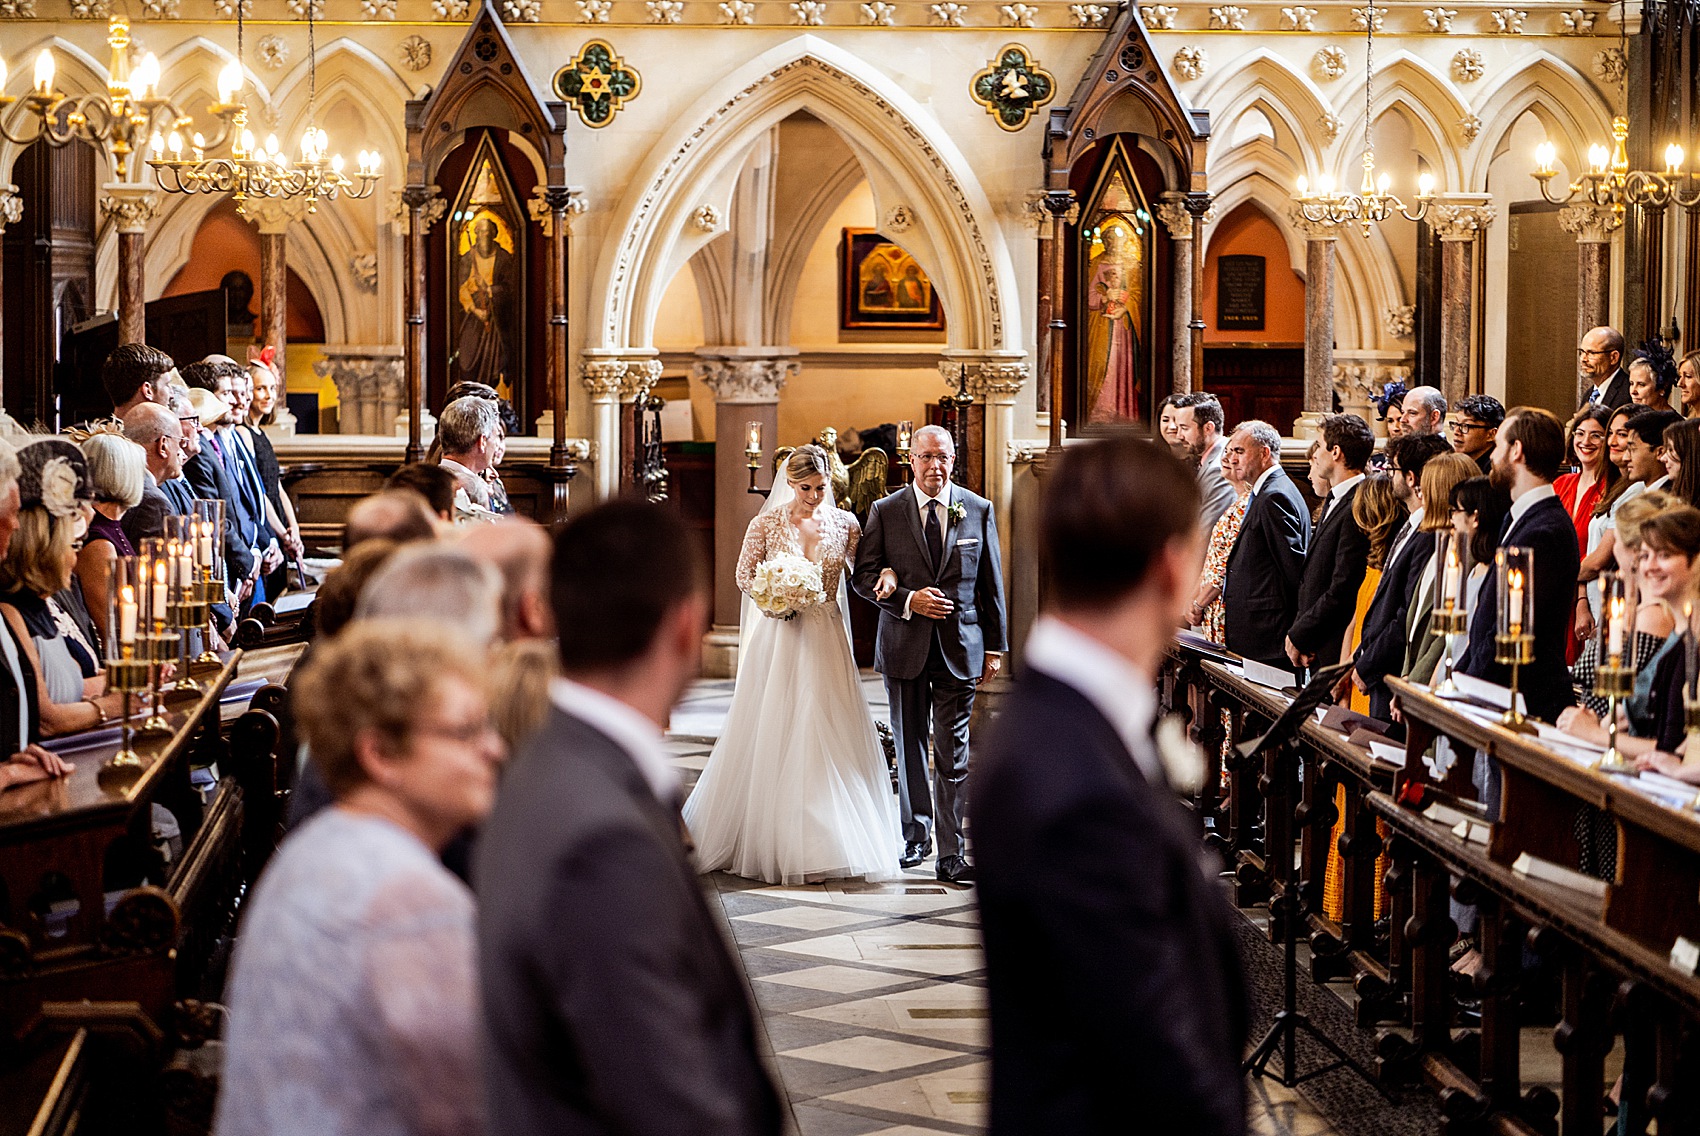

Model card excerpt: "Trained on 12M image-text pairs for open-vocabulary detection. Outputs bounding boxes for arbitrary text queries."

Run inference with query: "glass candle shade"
[744,421,762,466]
[896,420,914,457]
[1495,546,1535,643]
[1597,570,1631,667]
[136,538,170,631]
[192,498,226,590]
[106,554,140,663]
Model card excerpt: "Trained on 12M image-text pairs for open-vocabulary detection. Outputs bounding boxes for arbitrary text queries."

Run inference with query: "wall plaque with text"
[1217,254,1266,331]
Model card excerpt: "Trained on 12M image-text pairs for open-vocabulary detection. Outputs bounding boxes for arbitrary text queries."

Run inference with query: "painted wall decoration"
[969,44,1055,131]
[840,228,946,330]
[1078,139,1152,424]
[447,131,527,419]
[554,39,641,128]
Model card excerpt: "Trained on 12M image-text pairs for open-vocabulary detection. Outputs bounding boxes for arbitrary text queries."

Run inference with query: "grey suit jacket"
[122,472,172,546]
[852,483,1008,682]
[475,707,782,1136]
[1197,438,1237,537]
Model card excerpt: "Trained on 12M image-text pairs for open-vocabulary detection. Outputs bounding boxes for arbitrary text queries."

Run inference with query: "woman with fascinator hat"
[1630,340,1680,414]
[0,440,124,735]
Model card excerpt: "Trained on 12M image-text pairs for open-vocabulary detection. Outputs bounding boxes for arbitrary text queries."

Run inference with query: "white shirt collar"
[1252,464,1278,495]
[549,677,679,805]
[1508,482,1556,526]
[912,479,952,512]
[1023,616,1162,784]
[1330,472,1365,501]
[1650,474,1671,491]
[1403,505,1425,533]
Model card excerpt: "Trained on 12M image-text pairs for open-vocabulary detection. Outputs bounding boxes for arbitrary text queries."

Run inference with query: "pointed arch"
[1468,51,1611,189]
[588,35,1020,354]
[153,36,277,108]
[0,38,112,183]
[1194,48,1332,177]
[1330,50,1469,192]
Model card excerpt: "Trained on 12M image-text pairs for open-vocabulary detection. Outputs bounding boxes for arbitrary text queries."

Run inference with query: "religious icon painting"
[446,130,527,422]
[839,229,946,330]
[1077,138,1153,426]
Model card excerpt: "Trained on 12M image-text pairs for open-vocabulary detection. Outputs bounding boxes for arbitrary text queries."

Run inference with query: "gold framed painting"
[840,229,945,330]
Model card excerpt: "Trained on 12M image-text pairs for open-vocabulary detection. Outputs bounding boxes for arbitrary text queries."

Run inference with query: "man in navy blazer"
[972,434,1247,1136]
[1459,406,1580,724]
[1221,420,1310,671]
[1334,433,1452,721]
[1287,414,1374,669]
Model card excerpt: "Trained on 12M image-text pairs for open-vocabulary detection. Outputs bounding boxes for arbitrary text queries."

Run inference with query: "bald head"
[343,489,439,553]
[1400,385,1447,437]
[123,402,185,481]
[460,517,554,641]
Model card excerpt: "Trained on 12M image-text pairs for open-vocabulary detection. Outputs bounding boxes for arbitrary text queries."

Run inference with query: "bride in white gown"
[682,444,902,885]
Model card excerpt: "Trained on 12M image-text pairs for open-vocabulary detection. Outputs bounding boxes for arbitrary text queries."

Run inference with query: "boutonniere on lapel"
[1154,715,1206,793]
[946,500,967,525]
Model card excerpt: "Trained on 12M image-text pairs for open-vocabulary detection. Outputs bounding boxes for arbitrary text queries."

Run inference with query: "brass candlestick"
[137,628,178,733]
[170,595,208,691]
[1431,605,1469,695]
[195,569,221,665]
[1593,659,1637,774]
[1494,632,1536,733]
[105,653,151,767]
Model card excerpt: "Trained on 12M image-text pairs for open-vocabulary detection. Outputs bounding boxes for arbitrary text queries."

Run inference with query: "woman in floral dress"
[1188,448,1249,643]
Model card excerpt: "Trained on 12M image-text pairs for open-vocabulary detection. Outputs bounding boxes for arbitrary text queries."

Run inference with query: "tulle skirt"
[683,600,902,886]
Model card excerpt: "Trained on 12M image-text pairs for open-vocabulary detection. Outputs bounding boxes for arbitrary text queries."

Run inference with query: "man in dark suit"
[476,501,781,1136]
[1287,413,1374,670]
[972,434,1247,1136]
[852,424,1007,882]
[180,380,259,600]
[1578,325,1630,410]
[1221,419,1310,671]
[120,402,186,544]
[1334,433,1452,721]
[1459,407,1581,725]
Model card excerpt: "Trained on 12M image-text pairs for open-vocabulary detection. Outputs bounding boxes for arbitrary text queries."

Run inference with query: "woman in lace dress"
[683,445,902,885]
[1187,449,1250,644]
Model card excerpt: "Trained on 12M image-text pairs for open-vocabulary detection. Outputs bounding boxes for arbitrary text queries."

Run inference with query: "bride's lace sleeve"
[735,513,772,595]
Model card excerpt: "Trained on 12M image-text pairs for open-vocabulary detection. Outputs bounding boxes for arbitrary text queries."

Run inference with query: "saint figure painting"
[1079,145,1151,424]
[448,132,526,418]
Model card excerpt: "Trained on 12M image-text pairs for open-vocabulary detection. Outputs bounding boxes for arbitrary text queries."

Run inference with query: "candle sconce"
[895,420,913,486]
[744,420,770,496]
[104,554,149,768]
[1592,570,1637,774]
[1493,545,1536,734]
[1429,530,1469,695]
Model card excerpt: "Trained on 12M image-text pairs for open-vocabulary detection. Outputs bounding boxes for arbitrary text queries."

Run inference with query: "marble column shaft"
[1560,203,1616,349]
[1156,194,1194,393]
[1431,197,1496,405]
[943,355,1027,575]
[1289,210,1338,423]
[0,187,19,415]
[101,185,159,347]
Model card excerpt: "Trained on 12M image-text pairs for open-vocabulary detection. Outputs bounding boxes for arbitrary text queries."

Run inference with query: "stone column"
[1040,190,1075,457]
[529,185,584,471]
[312,351,407,436]
[100,184,159,346]
[243,198,308,378]
[1430,195,1496,404]
[579,355,629,499]
[693,347,800,678]
[398,186,444,462]
[0,186,20,419]
[941,353,1028,560]
[1185,194,1214,385]
[1156,193,1195,393]
[1289,209,1339,438]
[1559,202,1618,369]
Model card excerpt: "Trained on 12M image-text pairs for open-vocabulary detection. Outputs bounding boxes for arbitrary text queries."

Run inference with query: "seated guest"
[215,621,501,1136]
[1399,385,1448,437]
[0,437,60,778]
[1679,349,1700,417]
[1459,407,1580,725]
[1342,473,1406,715]
[343,489,440,552]
[1449,394,1504,474]
[458,518,554,642]
[355,544,503,648]
[1185,437,1250,644]
[488,638,558,754]
[1579,325,1630,409]
[311,541,402,645]
[385,463,458,524]
[436,396,507,517]
[972,435,1247,1136]
[1334,433,1451,719]
[1629,343,1679,413]
[76,432,146,649]
[1402,453,1481,685]
[120,402,191,544]
[1287,413,1373,669]
[1221,419,1310,670]
[1663,417,1700,508]
[1174,394,1237,538]
[0,443,123,735]
[0,743,72,790]
[1570,490,1680,717]
[102,342,176,419]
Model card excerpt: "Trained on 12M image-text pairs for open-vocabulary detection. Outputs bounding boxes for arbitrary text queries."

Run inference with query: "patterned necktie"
[1588,386,1602,406]
[926,500,944,571]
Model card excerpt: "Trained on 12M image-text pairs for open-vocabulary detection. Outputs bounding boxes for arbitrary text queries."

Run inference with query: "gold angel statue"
[776,427,889,520]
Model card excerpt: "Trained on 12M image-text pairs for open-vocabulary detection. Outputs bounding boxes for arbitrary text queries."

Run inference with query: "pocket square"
[955,538,980,546]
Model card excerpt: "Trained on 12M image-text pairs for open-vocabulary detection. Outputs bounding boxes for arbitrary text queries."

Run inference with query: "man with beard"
[1173,394,1236,535]
[1458,407,1580,728]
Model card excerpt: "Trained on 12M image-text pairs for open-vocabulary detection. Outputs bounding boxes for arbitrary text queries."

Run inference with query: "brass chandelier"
[1291,0,1435,235]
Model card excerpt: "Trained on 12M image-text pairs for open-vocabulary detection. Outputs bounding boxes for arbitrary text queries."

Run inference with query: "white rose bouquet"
[749,553,827,621]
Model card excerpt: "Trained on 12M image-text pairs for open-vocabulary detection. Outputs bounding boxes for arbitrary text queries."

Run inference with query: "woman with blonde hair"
[1403,452,1481,684]
[76,431,146,650]
[682,442,902,884]
[1678,350,1700,418]
[1340,472,1406,715]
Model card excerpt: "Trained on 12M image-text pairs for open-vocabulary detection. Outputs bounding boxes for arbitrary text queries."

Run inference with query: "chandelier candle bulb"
[218,61,241,105]
[32,51,52,98]
[1668,144,1685,174]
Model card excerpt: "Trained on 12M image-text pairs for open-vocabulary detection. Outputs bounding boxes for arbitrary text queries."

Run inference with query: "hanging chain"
[306,0,317,126]
[1363,0,1375,156]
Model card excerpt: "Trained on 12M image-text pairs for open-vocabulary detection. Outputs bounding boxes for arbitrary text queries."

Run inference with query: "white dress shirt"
[1023,615,1163,784]
[549,677,679,806]
[1251,464,1279,497]
[1387,506,1425,566]
[1322,472,1364,523]
[1506,482,1557,529]
[899,480,954,621]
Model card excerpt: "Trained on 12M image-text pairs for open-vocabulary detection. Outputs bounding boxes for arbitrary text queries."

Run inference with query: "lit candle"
[32,50,52,97]
[152,559,168,622]
[118,585,137,644]
[744,421,761,458]
[1507,568,1524,636]
[178,551,194,588]
[197,523,213,567]
[1609,593,1625,660]
[897,420,914,453]
[1443,544,1461,606]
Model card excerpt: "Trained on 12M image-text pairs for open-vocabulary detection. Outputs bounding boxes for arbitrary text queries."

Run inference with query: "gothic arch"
[1330,50,1470,192]
[1194,49,1332,176]
[1468,52,1611,189]
[0,38,113,184]
[588,35,1021,354]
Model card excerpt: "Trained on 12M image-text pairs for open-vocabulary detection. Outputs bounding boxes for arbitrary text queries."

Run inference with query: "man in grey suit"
[1174,394,1237,536]
[476,500,782,1136]
[853,425,1007,884]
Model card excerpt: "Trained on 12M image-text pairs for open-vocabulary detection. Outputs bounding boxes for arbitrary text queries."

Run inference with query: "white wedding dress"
[682,495,902,885]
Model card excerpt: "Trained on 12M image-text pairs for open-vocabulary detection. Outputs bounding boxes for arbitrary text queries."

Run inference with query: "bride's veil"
[735,456,855,677]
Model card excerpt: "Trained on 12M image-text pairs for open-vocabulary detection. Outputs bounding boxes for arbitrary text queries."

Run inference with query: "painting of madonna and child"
[1079,149,1154,427]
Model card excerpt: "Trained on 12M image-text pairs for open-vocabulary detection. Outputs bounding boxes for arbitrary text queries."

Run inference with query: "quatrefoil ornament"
[554,39,641,129]
[970,44,1055,131]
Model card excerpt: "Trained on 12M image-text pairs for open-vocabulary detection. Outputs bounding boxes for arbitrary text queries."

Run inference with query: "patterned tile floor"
[667,674,1346,1136]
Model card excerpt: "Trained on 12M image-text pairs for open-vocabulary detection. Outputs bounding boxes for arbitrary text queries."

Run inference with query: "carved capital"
[1430,198,1496,241]
[1286,204,1340,241]
[619,358,664,402]
[943,358,1028,401]
[241,196,308,235]
[0,185,20,234]
[391,186,446,233]
[1182,192,1214,220]
[692,351,800,404]
[528,184,584,237]
[581,359,629,399]
[1558,201,1620,243]
[100,185,159,234]
[1024,190,1078,233]
[1154,195,1193,241]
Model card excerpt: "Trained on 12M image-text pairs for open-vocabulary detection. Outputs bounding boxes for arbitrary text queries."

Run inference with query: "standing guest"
[240,362,305,578]
[1287,413,1373,669]
[1157,392,1192,458]
[972,434,1247,1136]
[1174,394,1236,535]
[1628,344,1679,413]
[1221,420,1310,671]
[1662,417,1700,508]
[76,432,145,650]
[120,403,190,544]
[1399,386,1448,437]
[385,464,458,525]
[1402,452,1482,684]
[437,397,505,517]
[1577,406,1640,641]
[181,385,259,602]
[1579,326,1630,409]
[1341,474,1406,715]
[1570,490,1679,717]
[1185,442,1250,645]
[224,367,291,594]
[1333,433,1452,720]
[1679,350,1700,417]
[1449,395,1504,474]
[477,501,782,1136]
[1556,407,1619,661]
[215,621,501,1136]
[101,343,177,420]
[1459,407,1581,725]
